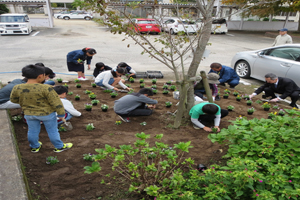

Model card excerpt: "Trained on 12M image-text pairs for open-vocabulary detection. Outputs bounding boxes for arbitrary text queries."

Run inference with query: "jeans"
[44,80,55,86]
[194,89,205,98]
[226,79,239,87]
[25,112,64,149]
[96,78,114,87]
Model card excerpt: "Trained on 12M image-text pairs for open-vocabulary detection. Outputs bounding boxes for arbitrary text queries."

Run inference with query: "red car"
[130,18,161,34]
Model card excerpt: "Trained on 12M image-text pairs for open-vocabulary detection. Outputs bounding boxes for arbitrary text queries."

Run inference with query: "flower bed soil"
[9,80,291,200]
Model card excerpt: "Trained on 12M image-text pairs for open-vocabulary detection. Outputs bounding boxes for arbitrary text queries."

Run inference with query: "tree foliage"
[0,4,9,14]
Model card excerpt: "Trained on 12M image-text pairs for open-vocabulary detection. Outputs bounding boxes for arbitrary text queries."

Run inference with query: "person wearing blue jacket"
[67,47,97,81]
[209,63,240,88]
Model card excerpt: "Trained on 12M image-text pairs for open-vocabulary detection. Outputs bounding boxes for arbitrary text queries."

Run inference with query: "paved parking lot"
[0,17,287,84]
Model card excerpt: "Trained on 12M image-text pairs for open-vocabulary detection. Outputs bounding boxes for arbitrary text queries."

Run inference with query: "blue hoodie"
[67,50,92,65]
[209,65,239,84]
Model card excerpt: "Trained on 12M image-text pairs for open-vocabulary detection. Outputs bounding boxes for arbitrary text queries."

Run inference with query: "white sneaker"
[78,77,88,81]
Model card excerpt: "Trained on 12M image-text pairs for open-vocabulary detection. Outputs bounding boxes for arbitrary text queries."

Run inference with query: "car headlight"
[20,24,27,28]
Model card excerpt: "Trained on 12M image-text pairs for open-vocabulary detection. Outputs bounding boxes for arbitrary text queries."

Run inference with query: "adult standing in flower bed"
[114,88,158,123]
[114,62,136,79]
[190,102,228,132]
[93,62,112,78]
[249,73,300,108]
[209,62,240,89]
[194,73,221,101]
[67,47,97,81]
[95,68,131,91]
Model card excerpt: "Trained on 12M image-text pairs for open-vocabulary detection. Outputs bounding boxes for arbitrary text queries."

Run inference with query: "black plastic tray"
[147,71,164,79]
[135,72,148,78]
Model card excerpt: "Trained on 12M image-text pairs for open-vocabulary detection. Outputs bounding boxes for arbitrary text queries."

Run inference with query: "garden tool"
[62,118,73,131]
[119,89,128,93]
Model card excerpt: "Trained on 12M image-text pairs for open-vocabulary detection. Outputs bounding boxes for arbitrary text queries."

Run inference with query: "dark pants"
[116,104,153,117]
[198,109,228,126]
[194,89,205,98]
[264,87,300,105]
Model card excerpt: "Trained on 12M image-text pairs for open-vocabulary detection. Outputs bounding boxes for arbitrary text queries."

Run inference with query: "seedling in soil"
[46,156,59,165]
[115,121,122,125]
[83,153,94,161]
[86,123,95,131]
[11,115,22,122]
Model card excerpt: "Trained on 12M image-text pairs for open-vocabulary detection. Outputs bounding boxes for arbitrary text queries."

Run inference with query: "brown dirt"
[9,80,292,200]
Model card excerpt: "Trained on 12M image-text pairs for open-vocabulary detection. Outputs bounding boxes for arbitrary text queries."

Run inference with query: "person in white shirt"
[53,86,81,125]
[95,68,132,91]
[113,62,136,79]
[272,28,293,46]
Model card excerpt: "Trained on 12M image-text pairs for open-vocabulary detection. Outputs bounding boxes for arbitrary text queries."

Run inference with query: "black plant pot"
[58,81,62,83]
[130,81,134,83]
[76,86,81,88]
[223,96,229,99]
[111,96,116,98]
[90,97,96,100]
[233,94,238,96]
[171,89,175,91]
[228,109,233,111]
[264,108,270,111]
[166,105,171,108]
[92,103,98,106]
[85,108,92,111]
[268,116,273,119]
[92,85,96,88]
[163,93,169,95]
[102,109,107,112]
[236,99,241,102]
[244,98,250,100]
[247,112,253,115]
[152,82,157,84]
[247,103,252,106]
[166,83,171,85]
[75,98,80,101]
[279,113,284,116]
[140,81,144,83]
[140,86,144,88]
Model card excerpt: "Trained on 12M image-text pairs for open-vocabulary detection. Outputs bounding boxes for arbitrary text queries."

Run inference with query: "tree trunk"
[200,71,213,103]
[174,80,189,128]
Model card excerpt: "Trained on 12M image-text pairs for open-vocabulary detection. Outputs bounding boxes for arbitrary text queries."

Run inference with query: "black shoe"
[229,85,235,89]
[215,95,221,101]
[219,83,225,86]
[289,103,298,108]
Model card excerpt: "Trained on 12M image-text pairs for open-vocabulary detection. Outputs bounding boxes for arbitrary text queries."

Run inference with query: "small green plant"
[140,122,147,126]
[110,92,118,97]
[246,100,253,105]
[268,112,277,118]
[83,153,94,161]
[86,123,95,131]
[247,107,255,113]
[140,83,145,87]
[211,127,218,133]
[236,95,242,100]
[84,90,92,94]
[273,104,279,109]
[139,78,144,83]
[152,89,157,94]
[255,100,262,104]
[151,78,157,84]
[165,101,172,106]
[74,78,80,83]
[151,85,157,89]
[56,78,62,82]
[278,109,285,115]
[91,83,97,87]
[46,156,59,165]
[233,91,239,96]
[89,93,96,99]
[243,94,250,99]
[170,85,176,90]
[224,89,231,94]
[129,77,135,82]
[58,124,67,132]
[223,93,229,97]
[68,91,73,95]
[162,84,169,89]
[262,102,271,109]
[166,80,172,84]
[63,83,68,88]
[101,104,109,109]
[91,99,100,105]
[11,115,22,122]
[75,94,80,99]
[76,83,81,87]
[128,90,134,94]
[103,89,112,93]
[125,84,131,87]
[115,120,122,125]
[227,105,234,110]
[85,103,93,109]
[162,90,169,94]
[77,58,83,63]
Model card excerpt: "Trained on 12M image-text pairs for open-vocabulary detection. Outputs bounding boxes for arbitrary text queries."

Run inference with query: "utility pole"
[45,0,53,28]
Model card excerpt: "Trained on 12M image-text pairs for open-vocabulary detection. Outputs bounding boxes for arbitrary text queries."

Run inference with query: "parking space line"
[226,33,235,37]
[31,31,40,37]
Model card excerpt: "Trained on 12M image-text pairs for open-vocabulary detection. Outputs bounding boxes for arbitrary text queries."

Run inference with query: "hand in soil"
[203,127,212,132]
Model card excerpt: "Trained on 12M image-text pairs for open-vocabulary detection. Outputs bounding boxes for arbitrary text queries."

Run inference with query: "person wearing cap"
[114,88,158,122]
[114,62,136,79]
[93,62,112,78]
[67,47,97,81]
[272,28,293,46]
[189,102,228,132]
[209,62,240,88]
[194,73,220,101]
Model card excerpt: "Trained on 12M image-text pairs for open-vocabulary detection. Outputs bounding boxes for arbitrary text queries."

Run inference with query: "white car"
[196,18,228,34]
[60,12,93,20]
[54,11,73,19]
[162,18,198,34]
[231,44,300,86]
[0,13,32,35]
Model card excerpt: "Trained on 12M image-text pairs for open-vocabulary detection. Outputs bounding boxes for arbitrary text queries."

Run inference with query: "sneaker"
[53,143,73,153]
[118,115,130,122]
[215,95,221,101]
[229,85,235,89]
[219,83,226,86]
[31,141,42,153]
[193,125,200,129]
[78,77,88,81]
[290,103,298,108]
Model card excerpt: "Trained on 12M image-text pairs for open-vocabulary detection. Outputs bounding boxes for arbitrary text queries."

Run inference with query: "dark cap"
[279,28,288,32]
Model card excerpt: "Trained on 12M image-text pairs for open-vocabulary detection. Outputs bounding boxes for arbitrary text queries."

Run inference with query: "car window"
[178,20,188,24]
[137,20,156,24]
[265,47,300,61]
[212,19,226,24]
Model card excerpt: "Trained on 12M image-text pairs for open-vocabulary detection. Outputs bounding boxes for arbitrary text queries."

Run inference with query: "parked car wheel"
[63,16,70,20]
[170,29,175,35]
[84,17,91,20]
[234,60,251,78]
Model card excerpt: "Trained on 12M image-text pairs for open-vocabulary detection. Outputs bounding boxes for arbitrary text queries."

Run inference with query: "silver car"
[231,44,300,86]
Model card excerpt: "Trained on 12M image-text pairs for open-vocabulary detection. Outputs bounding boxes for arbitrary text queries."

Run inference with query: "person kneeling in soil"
[114,88,158,122]
[189,102,228,132]
[95,68,132,91]
[93,62,112,78]
[10,64,73,153]
[53,85,81,125]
